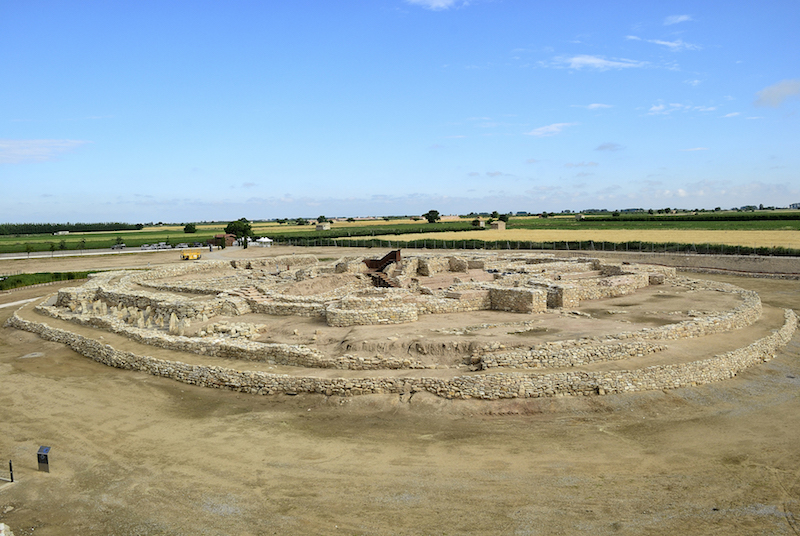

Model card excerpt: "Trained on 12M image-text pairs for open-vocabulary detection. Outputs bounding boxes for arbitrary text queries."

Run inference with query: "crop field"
[510,214,800,231]
[3,213,800,255]
[337,228,800,249]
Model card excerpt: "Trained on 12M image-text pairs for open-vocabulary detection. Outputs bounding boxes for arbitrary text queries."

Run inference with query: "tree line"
[0,222,143,235]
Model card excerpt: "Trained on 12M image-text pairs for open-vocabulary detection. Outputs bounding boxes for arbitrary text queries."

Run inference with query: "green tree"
[498,214,509,223]
[296,218,308,226]
[78,238,86,251]
[317,215,328,223]
[346,217,355,223]
[58,239,67,251]
[183,223,197,233]
[491,210,500,219]
[471,218,482,228]
[49,242,56,257]
[423,210,440,223]
[115,236,125,245]
[225,218,253,248]
[25,243,34,257]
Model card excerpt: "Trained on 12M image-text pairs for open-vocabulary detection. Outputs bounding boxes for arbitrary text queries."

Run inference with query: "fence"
[271,237,800,257]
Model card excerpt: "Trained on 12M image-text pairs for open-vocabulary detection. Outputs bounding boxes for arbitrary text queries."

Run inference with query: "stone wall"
[477,277,764,370]
[326,294,419,327]
[8,307,796,399]
[488,288,547,313]
[479,340,668,369]
[26,303,430,371]
[416,256,451,276]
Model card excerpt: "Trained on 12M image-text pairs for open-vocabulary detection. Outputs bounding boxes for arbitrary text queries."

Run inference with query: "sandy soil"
[1,247,799,535]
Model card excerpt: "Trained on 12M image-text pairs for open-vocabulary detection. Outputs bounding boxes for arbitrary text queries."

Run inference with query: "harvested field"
[1,246,799,535]
[342,228,800,249]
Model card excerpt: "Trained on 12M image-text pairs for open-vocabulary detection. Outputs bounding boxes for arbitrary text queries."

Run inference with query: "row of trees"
[0,222,142,236]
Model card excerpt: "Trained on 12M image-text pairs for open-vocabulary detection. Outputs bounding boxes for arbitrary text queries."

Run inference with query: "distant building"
[212,233,236,247]
[315,222,331,231]
[790,203,800,209]
[53,230,69,235]
[490,221,506,231]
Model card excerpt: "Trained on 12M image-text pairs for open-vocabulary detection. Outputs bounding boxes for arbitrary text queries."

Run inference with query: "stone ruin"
[6,251,798,400]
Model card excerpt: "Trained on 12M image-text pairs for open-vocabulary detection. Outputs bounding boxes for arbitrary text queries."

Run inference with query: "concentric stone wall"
[8,308,796,399]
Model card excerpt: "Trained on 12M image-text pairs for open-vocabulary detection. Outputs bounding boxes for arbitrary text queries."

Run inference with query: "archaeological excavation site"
[6,250,798,400]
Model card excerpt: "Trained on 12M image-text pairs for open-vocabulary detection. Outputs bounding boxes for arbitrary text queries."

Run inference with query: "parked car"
[111,243,126,250]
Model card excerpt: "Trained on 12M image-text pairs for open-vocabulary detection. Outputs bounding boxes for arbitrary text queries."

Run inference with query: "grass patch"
[0,271,95,290]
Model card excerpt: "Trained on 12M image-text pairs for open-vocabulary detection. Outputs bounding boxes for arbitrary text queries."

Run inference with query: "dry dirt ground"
[1,247,799,535]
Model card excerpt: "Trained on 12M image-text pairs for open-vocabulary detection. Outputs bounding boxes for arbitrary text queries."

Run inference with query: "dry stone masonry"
[6,251,798,399]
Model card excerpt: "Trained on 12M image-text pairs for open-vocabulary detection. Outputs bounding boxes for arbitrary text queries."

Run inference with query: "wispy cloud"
[648,102,716,115]
[405,0,465,10]
[722,112,740,118]
[572,103,613,110]
[664,15,693,25]
[647,38,700,51]
[629,35,700,51]
[524,122,577,137]
[754,79,800,107]
[0,139,89,164]
[685,79,701,86]
[525,158,539,164]
[558,55,646,70]
[595,142,624,151]
[242,182,257,188]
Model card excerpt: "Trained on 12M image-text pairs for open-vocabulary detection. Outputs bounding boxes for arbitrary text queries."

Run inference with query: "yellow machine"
[180,249,202,260]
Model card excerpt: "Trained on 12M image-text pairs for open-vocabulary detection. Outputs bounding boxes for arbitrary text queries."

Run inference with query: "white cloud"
[722,112,740,118]
[524,122,577,137]
[0,139,89,164]
[625,35,641,41]
[560,55,646,70]
[647,38,700,51]
[405,0,464,10]
[754,79,800,107]
[647,102,716,115]
[685,79,701,86]
[664,15,693,25]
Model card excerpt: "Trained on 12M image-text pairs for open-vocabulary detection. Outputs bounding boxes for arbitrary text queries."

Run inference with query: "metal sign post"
[37,446,51,473]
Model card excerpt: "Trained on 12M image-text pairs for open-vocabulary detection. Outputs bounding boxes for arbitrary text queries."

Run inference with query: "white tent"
[255,237,273,247]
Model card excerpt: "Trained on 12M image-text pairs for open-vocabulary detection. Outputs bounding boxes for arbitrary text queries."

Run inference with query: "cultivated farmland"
[339,228,800,249]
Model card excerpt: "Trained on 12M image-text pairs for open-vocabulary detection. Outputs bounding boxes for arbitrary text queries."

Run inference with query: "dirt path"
[1,253,799,535]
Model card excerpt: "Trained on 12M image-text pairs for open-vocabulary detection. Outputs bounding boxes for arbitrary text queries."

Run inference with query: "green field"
[0,271,95,290]
[0,226,221,254]
[1,211,799,255]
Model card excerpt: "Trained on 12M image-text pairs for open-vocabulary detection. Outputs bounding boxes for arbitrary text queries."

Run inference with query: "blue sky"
[1,0,798,223]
